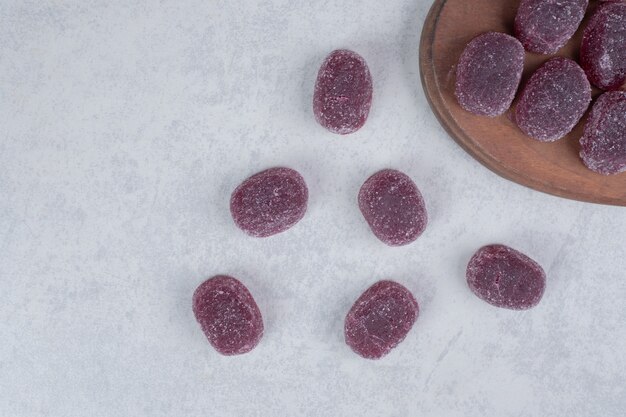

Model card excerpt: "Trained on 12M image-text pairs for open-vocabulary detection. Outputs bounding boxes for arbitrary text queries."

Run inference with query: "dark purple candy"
[515,57,591,141]
[344,280,419,359]
[313,49,373,135]
[230,167,308,237]
[466,244,546,310]
[358,169,427,246]
[580,91,626,174]
[455,32,525,117]
[514,0,588,54]
[580,2,626,90]
[192,275,264,355]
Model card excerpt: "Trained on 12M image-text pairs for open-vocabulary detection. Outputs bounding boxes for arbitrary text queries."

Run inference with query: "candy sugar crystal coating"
[192,275,264,355]
[515,57,591,142]
[358,169,427,246]
[455,32,525,117]
[466,245,546,310]
[230,167,308,237]
[514,0,588,54]
[580,91,626,175]
[313,49,373,135]
[344,280,419,359]
[580,2,626,90]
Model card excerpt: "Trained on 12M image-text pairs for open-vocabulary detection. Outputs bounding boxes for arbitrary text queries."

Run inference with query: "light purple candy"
[515,57,591,142]
[514,0,588,54]
[580,1,626,90]
[192,275,264,356]
[580,91,626,175]
[345,280,419,360]
[467,245,546,310]
[455,32,525,117]
[313,49,373,135]
[230,167,308,237]
[358,169,427,246]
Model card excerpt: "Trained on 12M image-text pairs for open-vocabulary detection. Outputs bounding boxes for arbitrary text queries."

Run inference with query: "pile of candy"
[455,1,626,175]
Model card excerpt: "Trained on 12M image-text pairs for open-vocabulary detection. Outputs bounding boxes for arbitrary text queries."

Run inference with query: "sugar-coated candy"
[580,1,626,90]
[344,280,419,359]
[358,169,427,246]
[515,57,591,142]
[230,167,308,238]
[580,91,626,175]
[313,49,373,135]
[455,32,525,117]
[192,275,264,355]
[514,0,588,54]
[466,244,546,310]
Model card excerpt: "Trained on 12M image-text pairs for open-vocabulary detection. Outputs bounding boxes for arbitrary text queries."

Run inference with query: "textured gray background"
[1,1,625,416]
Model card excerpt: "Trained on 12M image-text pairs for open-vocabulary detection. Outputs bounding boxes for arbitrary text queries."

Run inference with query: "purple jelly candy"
[580,2,626,90]
[192,275,264,355]
[514,0,588,54]
[466,244,546,310]
[344,280,419,359]
[358,169,428,246]
[455,32,525,117]
[515,57,591,142]
[313,49,373,135]
[230,167,308,237]
[580,91,626,174]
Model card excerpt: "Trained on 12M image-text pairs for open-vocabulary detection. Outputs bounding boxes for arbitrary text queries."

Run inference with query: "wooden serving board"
[419,0,626,206]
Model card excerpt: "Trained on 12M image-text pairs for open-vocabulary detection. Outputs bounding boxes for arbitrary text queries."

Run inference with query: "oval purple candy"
[514,0,588,54]
[358,169,427,246]
[313,49,373,135]
[455,32,525,117]
[515,57,591,142]
[466,244,546,310]
[580,91,626,175]
[230,167,308,238]
[580,1,626,91]
[345,280,419,360]
[192,275,264,356]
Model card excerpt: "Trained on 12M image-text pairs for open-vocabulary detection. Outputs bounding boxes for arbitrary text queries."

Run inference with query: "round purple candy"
[313,49,373,135]
[345,280,419,360]
[515,57,591,142]
[580,1,626,91]
[230,167,308,238]
[580,91,626,175]
[455,32,525,117]
[358,169,428,246]
[514,0,588,54]
[192,275,264,356]
[466,244,546,310]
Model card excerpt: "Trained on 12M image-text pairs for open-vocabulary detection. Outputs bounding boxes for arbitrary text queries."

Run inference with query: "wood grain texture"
[419,0,626,206]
